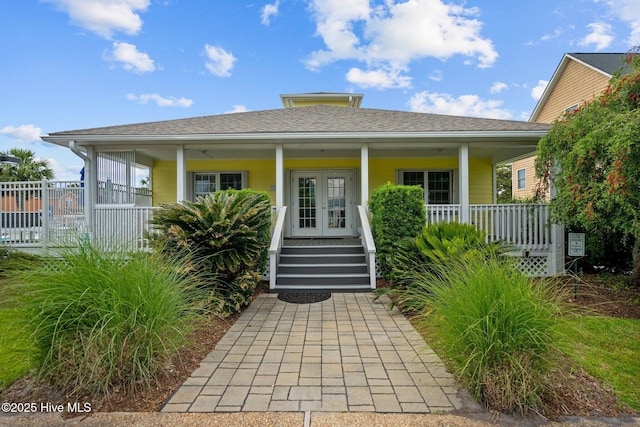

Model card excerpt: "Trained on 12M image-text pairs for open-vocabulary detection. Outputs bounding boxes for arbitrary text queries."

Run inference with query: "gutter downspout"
[68,141,94,241]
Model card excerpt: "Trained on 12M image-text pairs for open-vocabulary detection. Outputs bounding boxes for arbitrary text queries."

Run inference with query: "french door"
[291,171,353,237]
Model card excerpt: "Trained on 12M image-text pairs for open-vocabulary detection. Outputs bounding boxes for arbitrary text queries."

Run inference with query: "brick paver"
[163,293,468,413]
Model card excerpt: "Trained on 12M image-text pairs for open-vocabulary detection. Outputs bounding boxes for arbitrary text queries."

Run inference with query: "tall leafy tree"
[496,164,512,204]
[0,148,54,182]
[535,48,640,285]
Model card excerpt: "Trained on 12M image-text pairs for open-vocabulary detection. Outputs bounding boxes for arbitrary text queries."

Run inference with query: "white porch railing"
[268,206,287,289]
[357,205,377,289]
[426,204,552,251]
[425,204,563,276]
[94,205,158,251]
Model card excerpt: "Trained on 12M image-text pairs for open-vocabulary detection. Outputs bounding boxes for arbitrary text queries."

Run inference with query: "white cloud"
[261,0,280,25]
[0,124,42,142]
[605,0,640,45]
[408,91,512,120]
[204,44,237,77]
[305,0,498,83]
[46,157,84,181]
[531,80,549,101]
[345,66,411,89]
[429,69,443,82]
[579,22,614,50]
[106,42,155,73]
[225,105,249,114]
[126,93,193,107]
[490,81,508,94]
[44,0,150,39]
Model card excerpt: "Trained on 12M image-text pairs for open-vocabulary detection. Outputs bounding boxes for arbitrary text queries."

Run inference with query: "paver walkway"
[163,293,470,413]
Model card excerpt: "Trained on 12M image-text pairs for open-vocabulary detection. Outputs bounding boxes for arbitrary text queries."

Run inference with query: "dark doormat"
[278,292,331,304]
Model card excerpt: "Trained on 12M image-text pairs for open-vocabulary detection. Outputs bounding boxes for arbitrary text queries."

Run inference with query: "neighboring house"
[512,53,629,199]
[39,92,562,286]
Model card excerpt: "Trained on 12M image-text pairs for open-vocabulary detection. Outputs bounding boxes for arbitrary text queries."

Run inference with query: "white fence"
[0,181,155,250]
[95,206,157,251]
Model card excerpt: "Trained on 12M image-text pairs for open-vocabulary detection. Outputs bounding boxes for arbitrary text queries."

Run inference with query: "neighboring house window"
[564,103,579,114]
[517,169,526,190]
[399,170,453,204]
[193,172,246,199]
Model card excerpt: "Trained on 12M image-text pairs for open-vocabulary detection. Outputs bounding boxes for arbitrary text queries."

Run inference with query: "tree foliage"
[495,164,513,204]
[0,148,54,182]
[535,49,640,284]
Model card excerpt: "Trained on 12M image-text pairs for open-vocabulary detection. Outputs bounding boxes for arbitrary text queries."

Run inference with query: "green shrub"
[408,257,563,414]
[150,189,272,316]
[13,245,202,397]
[387,222,509,285]
[369,183,425,278]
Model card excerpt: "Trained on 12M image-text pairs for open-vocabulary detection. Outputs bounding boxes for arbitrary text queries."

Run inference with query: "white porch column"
[549,160,565,275]
[176,145,186,202]
[459,143,470,223]
[275,144,284,209]
[85,146,97,236]
[360,143,369,207]
[492,163,497,204]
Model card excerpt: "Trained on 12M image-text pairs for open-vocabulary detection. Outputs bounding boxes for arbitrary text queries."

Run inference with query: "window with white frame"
[564,103,579,114]
[399,170,454,204]
[193,172,246,199]
[517,168,526,190]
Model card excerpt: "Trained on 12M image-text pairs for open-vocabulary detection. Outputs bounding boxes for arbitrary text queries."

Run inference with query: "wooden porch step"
[275,243,371,290]
[278,263,368,275]
[280,245,364,255]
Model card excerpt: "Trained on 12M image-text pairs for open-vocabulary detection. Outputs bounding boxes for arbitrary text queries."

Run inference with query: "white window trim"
[190,171,248,200]
[396,169,457,204]
[517,168,526,190]
[564,103,580,114]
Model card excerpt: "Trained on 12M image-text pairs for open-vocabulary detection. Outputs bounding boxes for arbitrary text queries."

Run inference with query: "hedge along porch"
[40,92,561,289]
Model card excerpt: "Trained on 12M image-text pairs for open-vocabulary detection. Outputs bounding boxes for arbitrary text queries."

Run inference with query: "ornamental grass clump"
[411,256,564,414]
[14,245,202,397]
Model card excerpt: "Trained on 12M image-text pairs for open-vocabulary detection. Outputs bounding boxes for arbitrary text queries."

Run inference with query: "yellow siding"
[152,157,494,205]
[151,161,177,206]
[152,159,276,205]
[536,60,610,124]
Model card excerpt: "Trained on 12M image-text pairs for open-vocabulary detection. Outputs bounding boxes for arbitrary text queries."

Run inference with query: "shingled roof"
[46,105,550,138]
[569,52,630,76]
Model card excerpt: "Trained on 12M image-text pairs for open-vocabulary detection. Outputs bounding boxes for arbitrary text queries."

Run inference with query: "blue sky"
[1,0,639,181]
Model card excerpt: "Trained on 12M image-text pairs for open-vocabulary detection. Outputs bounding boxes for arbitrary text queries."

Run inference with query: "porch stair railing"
[268,206,287,289]
[357,205,377,289]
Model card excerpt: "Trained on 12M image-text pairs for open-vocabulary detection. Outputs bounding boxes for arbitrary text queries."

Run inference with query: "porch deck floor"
[162,293,478,414]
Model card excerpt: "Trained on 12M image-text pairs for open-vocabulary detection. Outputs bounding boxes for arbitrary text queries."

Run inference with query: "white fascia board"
[42,130,547,145]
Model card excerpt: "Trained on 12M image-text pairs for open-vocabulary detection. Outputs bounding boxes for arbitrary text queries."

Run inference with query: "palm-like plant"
[150,190,272,315]
[0,148,53,182]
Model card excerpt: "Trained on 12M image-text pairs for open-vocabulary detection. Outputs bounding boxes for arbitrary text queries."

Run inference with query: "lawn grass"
[556,315,640,412]
[0,307,32,390]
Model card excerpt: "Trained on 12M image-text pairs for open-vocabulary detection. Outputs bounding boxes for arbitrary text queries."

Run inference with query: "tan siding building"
[511,53,626,200]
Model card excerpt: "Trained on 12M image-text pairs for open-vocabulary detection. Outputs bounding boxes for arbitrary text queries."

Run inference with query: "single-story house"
[40,92,561,289]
